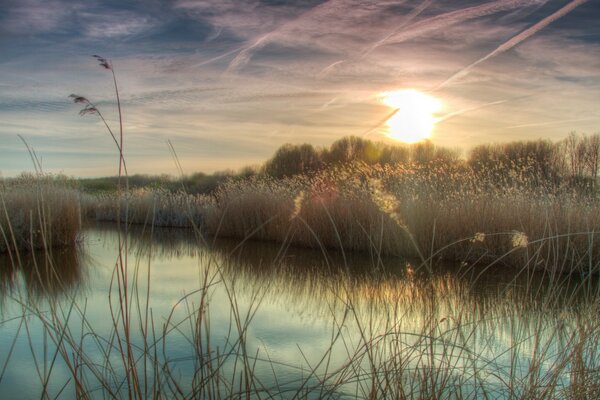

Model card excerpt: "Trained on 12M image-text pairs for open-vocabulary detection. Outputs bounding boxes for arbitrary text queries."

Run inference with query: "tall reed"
[205,161,600,273]
[0,174,81,254]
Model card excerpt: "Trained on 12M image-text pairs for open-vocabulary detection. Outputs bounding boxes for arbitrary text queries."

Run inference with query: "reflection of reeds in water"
[129,225,600,399]
[3,221,599,398]
[107,223,599,319]
[112,223,600,398]
[0,246,85,303]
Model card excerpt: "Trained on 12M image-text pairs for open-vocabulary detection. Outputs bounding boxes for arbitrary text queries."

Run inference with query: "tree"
[325,136,381,165]
[264,143,323,178]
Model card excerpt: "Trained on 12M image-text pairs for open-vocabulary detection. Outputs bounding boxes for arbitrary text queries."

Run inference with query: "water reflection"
[92,222,598,319]
[2,223,597,322]
[1,224,598,398]
[0,246,84,304]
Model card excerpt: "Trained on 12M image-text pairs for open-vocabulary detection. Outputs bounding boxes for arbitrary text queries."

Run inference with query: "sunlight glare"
[380,89,442,143]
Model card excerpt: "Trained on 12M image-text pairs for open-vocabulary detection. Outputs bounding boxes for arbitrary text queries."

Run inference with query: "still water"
[0,224,598,398]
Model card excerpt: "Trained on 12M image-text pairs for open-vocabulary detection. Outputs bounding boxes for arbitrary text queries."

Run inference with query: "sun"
[380,89,442,143]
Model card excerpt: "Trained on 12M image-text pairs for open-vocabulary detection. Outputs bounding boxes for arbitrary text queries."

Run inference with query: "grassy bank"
[0,174,81,253]
[208,162,600,273]
[92,187,213,227]
[85,161,600,273]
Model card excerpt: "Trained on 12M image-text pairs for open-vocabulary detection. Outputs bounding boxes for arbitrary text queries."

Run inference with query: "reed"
[0,173,81,254]
[93,188,214,228]
[205,161,600,273]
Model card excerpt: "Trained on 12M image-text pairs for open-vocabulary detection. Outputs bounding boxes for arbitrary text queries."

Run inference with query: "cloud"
[385,0,547,46]
[81,11,159,39]
[436,0,589,89]
[0,0,77,35]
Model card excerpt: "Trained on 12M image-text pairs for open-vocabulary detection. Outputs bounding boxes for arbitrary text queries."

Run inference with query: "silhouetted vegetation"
[263,143,323,178]
[77,133,599,196]
[262,136,460,178]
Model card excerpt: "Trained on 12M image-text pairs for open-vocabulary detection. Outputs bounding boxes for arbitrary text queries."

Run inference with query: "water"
[0,224,598,399]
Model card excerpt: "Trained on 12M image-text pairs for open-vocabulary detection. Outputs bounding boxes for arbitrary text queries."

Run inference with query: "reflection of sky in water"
[0,225,598,398]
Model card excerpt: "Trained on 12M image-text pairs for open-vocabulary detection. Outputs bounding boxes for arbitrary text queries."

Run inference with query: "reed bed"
[93,187,214,228]
[205,162,600,274]
[0,174,81,253]
[81,160,600,274]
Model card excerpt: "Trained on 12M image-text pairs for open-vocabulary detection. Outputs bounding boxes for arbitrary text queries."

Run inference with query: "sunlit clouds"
[0,0,598,176]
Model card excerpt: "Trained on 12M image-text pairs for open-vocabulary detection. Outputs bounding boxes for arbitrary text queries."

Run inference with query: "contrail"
[360,0,435,59]
[362,108,400,137]
[436,0,589,89]
[504,117,596,129]
[192,46,246,68]
[226,0,345,73]
[317,96,339,111]
[319,0,434,77]
[436,94,535,123]
[385,0,545,46]
[436,99,512,123]
[226,34,272,73]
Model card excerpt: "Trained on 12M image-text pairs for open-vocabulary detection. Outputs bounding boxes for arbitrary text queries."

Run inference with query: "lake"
[1,224,598,399]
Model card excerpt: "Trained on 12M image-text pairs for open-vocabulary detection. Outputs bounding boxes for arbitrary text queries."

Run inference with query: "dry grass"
[93,187,214,228]
[203,162,600,274]
[80,160,600,274]
[0,174,81,253]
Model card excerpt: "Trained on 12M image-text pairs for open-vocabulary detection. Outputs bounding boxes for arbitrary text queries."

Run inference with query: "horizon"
[1,0,599,178]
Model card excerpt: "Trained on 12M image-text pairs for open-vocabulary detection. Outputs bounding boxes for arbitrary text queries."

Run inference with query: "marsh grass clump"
[0,173,81,253]
[205,161,600,273]
[205,166,416,256]
[93,188,214,228]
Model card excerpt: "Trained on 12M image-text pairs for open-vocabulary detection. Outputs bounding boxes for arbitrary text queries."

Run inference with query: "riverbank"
[90,162,600,274]
[3,163,599,275]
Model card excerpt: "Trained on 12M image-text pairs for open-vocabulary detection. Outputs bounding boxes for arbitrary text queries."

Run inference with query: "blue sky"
[1,0,599,177]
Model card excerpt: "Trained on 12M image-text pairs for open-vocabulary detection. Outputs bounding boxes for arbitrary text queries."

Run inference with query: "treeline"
[264,133,600,188]
[78,132,599,194]
[468,132,600,187]
[263,136,460,178]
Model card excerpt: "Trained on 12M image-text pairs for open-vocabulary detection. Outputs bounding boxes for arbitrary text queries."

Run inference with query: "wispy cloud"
[503,117,596,129]
[81,11,159,39]
[385,0,547,46]
[436,0,589,89]
[1,0,77,35]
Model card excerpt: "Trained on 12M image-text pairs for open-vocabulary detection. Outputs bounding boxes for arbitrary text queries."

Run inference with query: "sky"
[0,0,599,177]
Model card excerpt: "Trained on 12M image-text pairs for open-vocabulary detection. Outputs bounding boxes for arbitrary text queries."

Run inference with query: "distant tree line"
[263,133,600,189]
[79,169,258,194]
[262,136,461,178]
[78,132,599,194]
[468,132,600,188]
